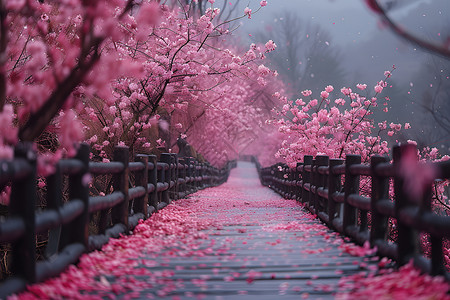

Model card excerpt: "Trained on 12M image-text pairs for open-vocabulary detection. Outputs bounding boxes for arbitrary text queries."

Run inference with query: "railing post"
[370,155,390,248]
[302,155,313,205]
[178,158,186,198]
[265,166,271,190]
[295,162,302,202]
[328,159,343,229]
[184,157,190,194]
[288,167,293,199]
[10,142,37,283]
[148,155,158,211]
[278,164,283,195]
[193,159,199,192]
[211,163,216,187]
[270,165,275,191]
[284,164,289,198]
[287,165,293,198]
[111,146,129,229]
[189,158,195,192]
[208,163,214,187]
[160,153,171,204]
[291,166,297,199]
[188,158,195,194]
[274,164,279,194]
[69,144,90,247]
[206,162,212,188]
[343,154,361,236]
[420,177,445,276]
[57,144,91,251]
[309,158,316,213]
[171,153,178,200]
[315,155,329,218]
[200,162,206,189]
[427,199,445,275]
[134,154,149,218]
[393,144,420,266]
[46,163,63,258]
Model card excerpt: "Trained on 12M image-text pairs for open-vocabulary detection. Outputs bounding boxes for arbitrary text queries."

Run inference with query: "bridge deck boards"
[113,162,375,299]
[18,162,378,299]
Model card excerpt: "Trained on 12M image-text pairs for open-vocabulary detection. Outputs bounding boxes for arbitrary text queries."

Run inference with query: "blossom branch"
[366,0,450,58]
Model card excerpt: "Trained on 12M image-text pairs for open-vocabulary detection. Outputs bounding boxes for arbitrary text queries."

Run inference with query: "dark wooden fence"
[256,143,450,280]
[0,142,234,298]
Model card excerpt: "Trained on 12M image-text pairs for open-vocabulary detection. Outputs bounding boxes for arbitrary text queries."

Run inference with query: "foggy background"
[212,0,450,154]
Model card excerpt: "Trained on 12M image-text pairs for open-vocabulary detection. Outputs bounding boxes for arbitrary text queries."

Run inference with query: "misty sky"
[234,0,435,45]
[227,0,448,85]
[239,0,378,46]
[220,0,450,150]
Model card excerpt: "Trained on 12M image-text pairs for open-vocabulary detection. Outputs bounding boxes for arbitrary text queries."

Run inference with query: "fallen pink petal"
[8,162,448,299]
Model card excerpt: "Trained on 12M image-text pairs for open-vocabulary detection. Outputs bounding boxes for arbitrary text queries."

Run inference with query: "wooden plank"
[23,162,378,299]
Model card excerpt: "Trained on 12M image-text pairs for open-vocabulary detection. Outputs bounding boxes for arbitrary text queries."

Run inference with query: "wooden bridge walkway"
[17,162,379,299]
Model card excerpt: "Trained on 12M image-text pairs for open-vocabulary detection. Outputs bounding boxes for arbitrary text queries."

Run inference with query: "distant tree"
[167,0,255,28]
[0,0,142,165]
[363,1,450,152]
[252,12,346,97]
[405,55,450,152]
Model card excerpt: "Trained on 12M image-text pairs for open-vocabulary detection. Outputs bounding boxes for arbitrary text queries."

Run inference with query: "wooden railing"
[255,143,450,280]
[0,143,234,298]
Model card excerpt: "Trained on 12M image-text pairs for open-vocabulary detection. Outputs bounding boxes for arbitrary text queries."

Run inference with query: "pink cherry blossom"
[244,7,252,19]
[301,90,312,97]
[320,91,329,99]
[374,85,383,93]
[258,64,271,76]
[340,87,352,96]
[325,85,334,93]
[356,83,367,90]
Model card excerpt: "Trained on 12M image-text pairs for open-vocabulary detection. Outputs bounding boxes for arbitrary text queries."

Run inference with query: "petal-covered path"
[13,162,450,299]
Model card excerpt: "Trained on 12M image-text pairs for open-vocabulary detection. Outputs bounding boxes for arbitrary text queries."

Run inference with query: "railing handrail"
[0,143,235,298]
[257,143,450,280]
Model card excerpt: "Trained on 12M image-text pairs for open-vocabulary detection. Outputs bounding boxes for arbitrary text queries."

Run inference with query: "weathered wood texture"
[258,143,450,281]
[80,162,376,299]
[0,143,233,298]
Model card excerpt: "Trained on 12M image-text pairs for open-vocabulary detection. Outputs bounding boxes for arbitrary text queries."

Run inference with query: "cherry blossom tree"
[80,1,281,166]
[0,0,159,168]
[0,0,278,168]
[172,70,284,166]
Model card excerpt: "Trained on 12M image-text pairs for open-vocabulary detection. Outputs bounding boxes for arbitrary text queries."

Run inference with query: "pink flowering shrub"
[270,68,409,168]
[0,0,152,171]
